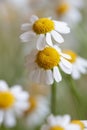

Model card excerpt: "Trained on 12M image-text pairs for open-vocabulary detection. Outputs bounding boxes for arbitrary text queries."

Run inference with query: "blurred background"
[0,0,87,129]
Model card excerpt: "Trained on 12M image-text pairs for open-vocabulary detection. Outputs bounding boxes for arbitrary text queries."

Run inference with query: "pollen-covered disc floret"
[33,18,55,34]
[25,46,72,85]
[0,92,15,109]
[36,47,60,70]
[20,15,70,50]
[0,80,29,128]
[50,126,64,130]
[56,3,70,15]
[41,115,81,130]
[63,49,87,80]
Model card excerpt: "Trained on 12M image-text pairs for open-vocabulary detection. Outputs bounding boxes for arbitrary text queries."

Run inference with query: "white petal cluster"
[41,114,81,130]
[0,80,29,127]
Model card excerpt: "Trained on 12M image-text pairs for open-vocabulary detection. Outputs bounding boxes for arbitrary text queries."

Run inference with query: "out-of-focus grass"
[0,10,25,86]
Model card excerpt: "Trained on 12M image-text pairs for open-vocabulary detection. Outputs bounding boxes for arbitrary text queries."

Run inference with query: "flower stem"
[67,76,81,103]
[51,81,57,115]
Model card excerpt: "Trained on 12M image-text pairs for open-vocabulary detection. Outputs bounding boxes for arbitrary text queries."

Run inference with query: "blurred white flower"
[56,0,84,26]
[25,95,49,128]
[0,80,29,127]
[25,46,72,85]
[71,120,87,130]
[20,15,70,50]
[41,114,81,130]
[63,50,87,79]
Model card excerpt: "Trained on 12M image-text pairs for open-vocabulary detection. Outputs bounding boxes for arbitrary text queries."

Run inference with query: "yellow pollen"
[56,3,70,16]
[33,18,55,34]
[25,97,37,114]
[0,92,15,109]
[36,47,60,70]
[50,126,64,130]
[71,120,84,130]
[63,50,77,63]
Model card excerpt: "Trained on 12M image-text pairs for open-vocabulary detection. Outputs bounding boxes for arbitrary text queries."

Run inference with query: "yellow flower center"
[63,50,77,63]
[0,92,15,109]
[71,120,84,130]
[33,18,55,34]
[25,97,37,114]
[56,3,70,16]
[36,47,60,70]
[50,126,64,130]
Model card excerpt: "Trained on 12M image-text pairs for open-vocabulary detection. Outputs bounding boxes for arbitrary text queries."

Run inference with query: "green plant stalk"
[67,76,81,103]
[51,81,57,115]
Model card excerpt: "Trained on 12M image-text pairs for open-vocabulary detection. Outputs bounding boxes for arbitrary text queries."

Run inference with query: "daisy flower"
[41,114,81,130]
[0,80,29,127]
[20,15,70,50]
[25,46,72,85]
[24,95,49,128]
[63,50,87,79]
[71,120,87,130]
[56,0,84,26]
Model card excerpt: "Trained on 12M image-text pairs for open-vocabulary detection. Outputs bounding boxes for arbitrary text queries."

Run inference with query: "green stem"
[67,76,81,103]
[66,75,82,119]
[51,81,57,115]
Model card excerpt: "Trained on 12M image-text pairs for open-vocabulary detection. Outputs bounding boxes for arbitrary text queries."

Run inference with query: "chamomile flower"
[25,46,72,85]
[24,95,49,128]
[63,50,87,79]
[71,120,87,130]
[56,0,84,26]
[0,80,29,127]
[20,15,70,50]
[41,114,81,130]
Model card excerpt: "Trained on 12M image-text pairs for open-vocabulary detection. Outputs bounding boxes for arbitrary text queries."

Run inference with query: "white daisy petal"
[51,30,64,43]
[30,15,38,23]
[10,85,22,93]
[45,70,54,85]
[71,66,80,79]
[15,102,29,111]
[62,115,71,126]
[60,57,72,69]
[59,62,72,74]
[0,80,9,91]
[21,23,32,31]
[53,67,62,82]
[4,110,16,127]
[54,21,70,34]
[20,31,36,42]
[14,91,29,101]
[77,64,87,74]
[0,111,4,124]
[46,33,53,46]
[66,124,80,130]
[37,35,46,50]
[54,20,68,26]
[61,53,71,59]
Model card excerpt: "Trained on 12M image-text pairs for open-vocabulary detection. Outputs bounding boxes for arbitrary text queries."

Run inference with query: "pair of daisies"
[41,114,87,130]
[20,15,87,85]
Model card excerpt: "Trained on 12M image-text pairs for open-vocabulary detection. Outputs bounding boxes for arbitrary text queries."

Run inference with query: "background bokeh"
[0,0,87,129]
